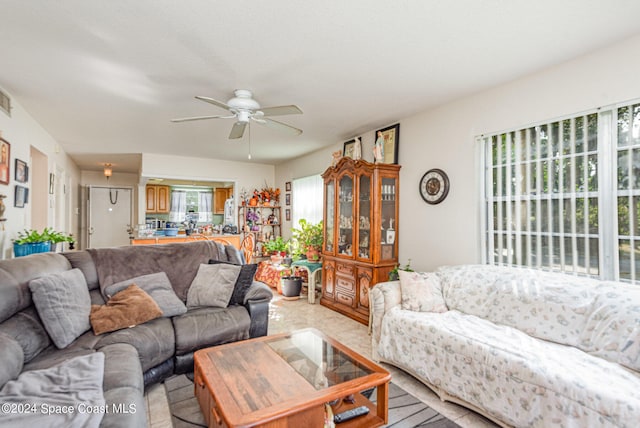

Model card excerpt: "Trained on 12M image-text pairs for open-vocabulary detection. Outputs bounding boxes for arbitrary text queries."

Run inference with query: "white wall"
[0,87,80,259]
[276,34,640,272]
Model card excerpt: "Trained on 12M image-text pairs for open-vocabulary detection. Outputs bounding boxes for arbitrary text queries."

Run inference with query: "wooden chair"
[240,233,255,264]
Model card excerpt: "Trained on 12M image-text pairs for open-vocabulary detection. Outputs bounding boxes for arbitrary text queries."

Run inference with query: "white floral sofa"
[370,264,640,428]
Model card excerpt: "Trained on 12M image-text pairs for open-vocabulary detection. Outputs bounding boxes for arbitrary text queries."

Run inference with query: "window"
[482,101,640,283]
[292,174,323,226]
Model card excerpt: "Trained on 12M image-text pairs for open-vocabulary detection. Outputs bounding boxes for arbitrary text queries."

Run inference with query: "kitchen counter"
[130,234,241,249]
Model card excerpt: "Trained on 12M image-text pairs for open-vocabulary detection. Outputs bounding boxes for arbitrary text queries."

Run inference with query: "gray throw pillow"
[208,259,258,305]
[103,272,187,317]
[28,269,91,349]
[187,263,240,309]
[0,333,23,389]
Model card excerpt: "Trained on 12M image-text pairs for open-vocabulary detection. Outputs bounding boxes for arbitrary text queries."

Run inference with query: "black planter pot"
[281,276,303,297]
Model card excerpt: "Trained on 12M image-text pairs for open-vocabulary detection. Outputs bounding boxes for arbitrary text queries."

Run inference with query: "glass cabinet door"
[337,175,354,257]
[358,174,372,260]
[324,180,335,253]
[380,176,397,260]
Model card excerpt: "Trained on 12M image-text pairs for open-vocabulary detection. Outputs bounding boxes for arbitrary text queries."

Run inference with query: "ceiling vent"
[0,89,11,117]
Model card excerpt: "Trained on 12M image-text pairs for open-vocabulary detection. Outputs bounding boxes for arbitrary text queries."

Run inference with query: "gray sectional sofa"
[0,240,273,427]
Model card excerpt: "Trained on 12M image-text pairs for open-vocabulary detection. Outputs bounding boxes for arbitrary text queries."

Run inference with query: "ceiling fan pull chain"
[248,122,252,160]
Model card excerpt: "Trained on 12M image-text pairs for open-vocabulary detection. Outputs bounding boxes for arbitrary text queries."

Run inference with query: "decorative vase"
[249,198,258,207]
[281,276,303,297]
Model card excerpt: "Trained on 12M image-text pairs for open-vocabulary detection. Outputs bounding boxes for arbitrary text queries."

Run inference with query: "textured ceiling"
[2,1,640,173]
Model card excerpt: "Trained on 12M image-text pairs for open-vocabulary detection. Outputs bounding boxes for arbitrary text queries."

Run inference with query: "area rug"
[165,374,460,427]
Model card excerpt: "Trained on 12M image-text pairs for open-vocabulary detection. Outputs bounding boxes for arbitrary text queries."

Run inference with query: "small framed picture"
[342,137,361,159]
[285,181,291,192]
[15,159,28,183]
[374,123,400,164]
[285,209,291,221]
[14,185,27,208]
[0,138,10,185]
[286,193,291,206]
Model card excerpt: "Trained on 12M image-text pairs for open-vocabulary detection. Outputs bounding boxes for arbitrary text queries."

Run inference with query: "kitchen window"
[481,101,640,283]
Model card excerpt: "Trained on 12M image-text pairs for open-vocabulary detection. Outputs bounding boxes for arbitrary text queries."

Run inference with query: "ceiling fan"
[172,89,303,139]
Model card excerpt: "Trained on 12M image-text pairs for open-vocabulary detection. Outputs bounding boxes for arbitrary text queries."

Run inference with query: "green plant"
[389,259,414,281]
[291,219,323,254]
[263,236,287,254]
[14,227,75,245]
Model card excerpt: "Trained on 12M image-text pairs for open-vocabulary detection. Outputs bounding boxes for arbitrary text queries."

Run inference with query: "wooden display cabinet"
[321,158,400,325]
[145,185,170,214]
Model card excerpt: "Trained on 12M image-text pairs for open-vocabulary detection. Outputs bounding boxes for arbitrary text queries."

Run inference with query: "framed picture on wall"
[374,123,400,164]
[285,181,291,192]
[286,193,291,206]
[0,138,10,185]
[285,209,291,221]
[15,159,28,183]
[14,185,26,208]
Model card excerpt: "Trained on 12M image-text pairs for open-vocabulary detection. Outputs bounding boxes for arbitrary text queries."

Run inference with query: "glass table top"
[266,329,373,390]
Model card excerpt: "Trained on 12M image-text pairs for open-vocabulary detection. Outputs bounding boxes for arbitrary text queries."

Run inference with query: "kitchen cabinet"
[146,185,171,213]
[214,188,233,214]
[321,158,400,325]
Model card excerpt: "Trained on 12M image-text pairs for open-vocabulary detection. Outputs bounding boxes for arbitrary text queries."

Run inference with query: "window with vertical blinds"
[482,101,640,283]
[292,174,323,226]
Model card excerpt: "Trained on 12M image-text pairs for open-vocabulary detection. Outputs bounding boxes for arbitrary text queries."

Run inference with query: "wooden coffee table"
[194,328,391,427]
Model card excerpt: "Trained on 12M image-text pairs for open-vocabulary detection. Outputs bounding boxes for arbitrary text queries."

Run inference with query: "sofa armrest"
[370,280,401,361]
[244,281,273,338]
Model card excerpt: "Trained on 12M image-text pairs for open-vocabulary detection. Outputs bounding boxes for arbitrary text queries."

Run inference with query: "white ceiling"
[2,1,640,173]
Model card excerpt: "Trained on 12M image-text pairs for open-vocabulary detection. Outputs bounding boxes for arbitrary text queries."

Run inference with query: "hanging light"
[103,163,112,180]
[247,123,252,160]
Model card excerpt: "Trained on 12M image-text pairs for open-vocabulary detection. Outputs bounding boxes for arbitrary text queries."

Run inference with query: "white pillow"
[186,263,240,309]
[399,270,448,313]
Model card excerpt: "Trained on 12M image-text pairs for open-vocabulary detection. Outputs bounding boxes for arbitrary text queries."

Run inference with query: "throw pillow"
[399,270,448,313]
[103,272,187,317]
[90,284,163,335]
[187,263,240,309]
[28,269,91,348]
[209,259,258,305]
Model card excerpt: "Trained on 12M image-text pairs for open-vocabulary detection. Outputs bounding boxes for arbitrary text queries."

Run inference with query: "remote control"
[333,405,370,423]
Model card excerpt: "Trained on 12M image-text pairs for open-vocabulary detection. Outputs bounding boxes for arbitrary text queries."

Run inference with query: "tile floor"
[145,292,500,428]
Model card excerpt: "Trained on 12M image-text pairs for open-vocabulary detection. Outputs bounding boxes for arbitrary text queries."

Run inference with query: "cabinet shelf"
[238,205,281,257]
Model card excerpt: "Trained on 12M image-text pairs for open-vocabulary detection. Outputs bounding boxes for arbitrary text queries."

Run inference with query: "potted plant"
[13,227,75,257]
[264,236,287,255]
[281,275,303,297]
[291,219,323,262]
[388,259,414,281]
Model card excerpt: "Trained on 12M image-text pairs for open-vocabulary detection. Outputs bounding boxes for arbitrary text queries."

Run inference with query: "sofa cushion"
[96,317,175,372]
[90,284,163,335]
[0,332,23,389]
[579,282,640,371]
[88,240,226,301]
[0,353,105,427]
[399,270,447,313]
[104,272,187,317]
[62,250,100,290]
[0,307,51,363]
[437,264,598,346]
[28,268,91,349]
[208,259,259,305]
[172,306,250,355]
[187,264,239,309]
[99,343,147,428]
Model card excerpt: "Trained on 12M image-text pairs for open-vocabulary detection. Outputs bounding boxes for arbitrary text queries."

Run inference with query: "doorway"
[87,186,132,248]
[29,146,48,230]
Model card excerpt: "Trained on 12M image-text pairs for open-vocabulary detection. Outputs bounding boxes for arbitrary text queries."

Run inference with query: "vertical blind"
[482,102,640,283]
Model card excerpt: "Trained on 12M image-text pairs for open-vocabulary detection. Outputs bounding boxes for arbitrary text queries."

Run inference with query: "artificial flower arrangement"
[250,185,281,206]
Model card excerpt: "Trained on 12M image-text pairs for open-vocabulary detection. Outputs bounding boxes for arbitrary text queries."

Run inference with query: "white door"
[88,186,132,248]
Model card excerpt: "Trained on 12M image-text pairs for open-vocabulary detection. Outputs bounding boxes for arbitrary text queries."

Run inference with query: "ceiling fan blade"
[260,117,303,136]
[229,121,247,139]
[171,115,229,123]
[195,96,232,111]
[258,105,303,117]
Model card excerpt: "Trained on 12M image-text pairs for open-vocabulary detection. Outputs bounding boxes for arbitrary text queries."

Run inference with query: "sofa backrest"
[437,265,601,347]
